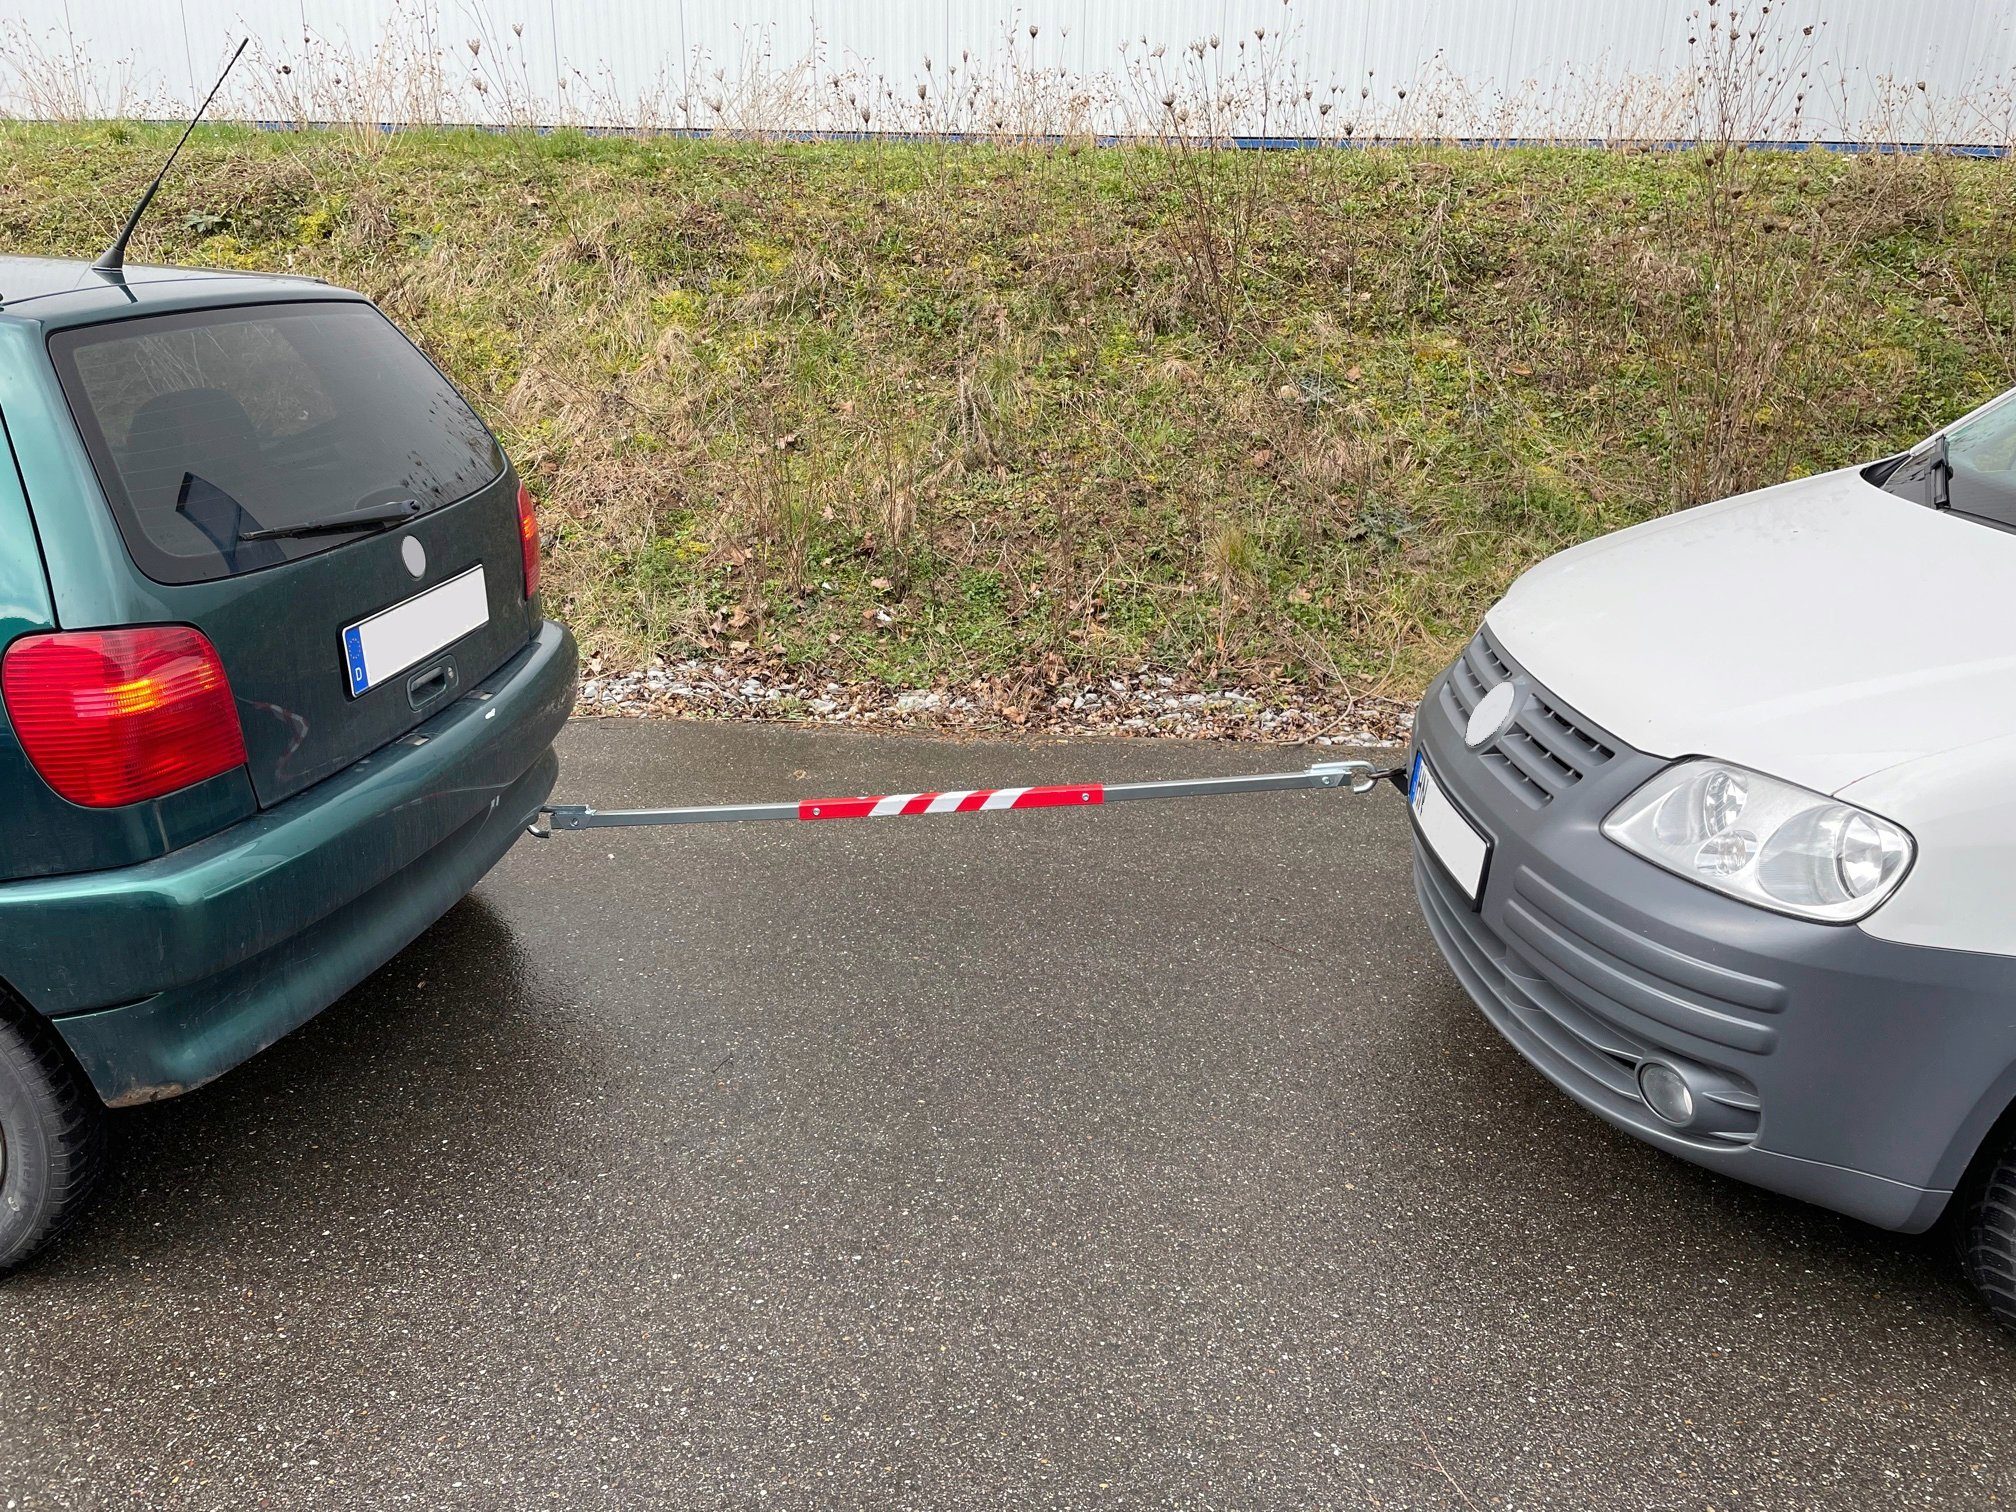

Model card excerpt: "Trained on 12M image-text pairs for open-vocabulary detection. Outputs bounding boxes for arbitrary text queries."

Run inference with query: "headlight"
[1602,760,1913,922]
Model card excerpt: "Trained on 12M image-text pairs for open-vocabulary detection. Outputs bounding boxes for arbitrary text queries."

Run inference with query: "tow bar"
[528,758,1406,837]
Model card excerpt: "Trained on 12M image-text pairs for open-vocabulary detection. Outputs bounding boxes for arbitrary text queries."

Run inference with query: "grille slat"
[1440,627,1615,807]
[1496,729,1577,796]
[1529,697,1615,774]
[1448,650,1489,714]
[1476,634,1514,681]
[1478,751,1550,809]
[1462,636,1505,696]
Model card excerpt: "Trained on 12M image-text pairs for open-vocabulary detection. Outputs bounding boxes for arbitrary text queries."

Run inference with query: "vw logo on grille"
[1465,680,1519,750]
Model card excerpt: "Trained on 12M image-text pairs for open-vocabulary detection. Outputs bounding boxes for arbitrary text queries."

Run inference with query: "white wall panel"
[2,0,2012,142]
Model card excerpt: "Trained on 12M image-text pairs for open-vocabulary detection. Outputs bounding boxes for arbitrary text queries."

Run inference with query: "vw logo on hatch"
[1464,680,1519,750]
[401,535,427,579]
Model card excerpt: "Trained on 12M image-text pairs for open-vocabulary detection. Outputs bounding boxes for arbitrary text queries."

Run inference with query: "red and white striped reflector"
[799,784,1104,821]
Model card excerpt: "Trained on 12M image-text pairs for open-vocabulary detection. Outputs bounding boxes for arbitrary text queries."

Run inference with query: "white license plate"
[1410,752,1491,903]
[341,565,488,697]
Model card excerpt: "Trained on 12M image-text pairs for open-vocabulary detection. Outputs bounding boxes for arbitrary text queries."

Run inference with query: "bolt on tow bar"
[528,758,1406,837]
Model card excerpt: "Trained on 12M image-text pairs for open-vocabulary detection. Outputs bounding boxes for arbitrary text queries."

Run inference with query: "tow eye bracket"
[527,758,1403,838]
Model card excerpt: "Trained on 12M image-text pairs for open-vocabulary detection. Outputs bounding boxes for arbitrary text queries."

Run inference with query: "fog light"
[1637,1061,1696,1127]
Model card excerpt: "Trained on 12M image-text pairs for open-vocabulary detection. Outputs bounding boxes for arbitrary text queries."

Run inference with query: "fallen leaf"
[1344,365,1363,382]
[870,576,894,592]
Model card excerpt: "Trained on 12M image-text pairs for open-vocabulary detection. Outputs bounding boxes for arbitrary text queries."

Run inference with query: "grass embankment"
[1,126,2013,715]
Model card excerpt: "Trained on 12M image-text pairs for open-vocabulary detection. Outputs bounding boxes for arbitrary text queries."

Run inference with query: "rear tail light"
[2,627,248,808]
[516,481,541,600]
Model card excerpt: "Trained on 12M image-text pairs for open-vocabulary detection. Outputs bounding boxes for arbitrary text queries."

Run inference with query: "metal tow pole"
[527,759,1404,837]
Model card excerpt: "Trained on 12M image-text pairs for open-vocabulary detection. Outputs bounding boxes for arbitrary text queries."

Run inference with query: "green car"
[0,254,577,1267]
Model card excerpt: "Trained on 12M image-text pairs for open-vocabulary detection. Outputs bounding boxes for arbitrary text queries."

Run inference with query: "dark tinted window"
[50,301,503,584]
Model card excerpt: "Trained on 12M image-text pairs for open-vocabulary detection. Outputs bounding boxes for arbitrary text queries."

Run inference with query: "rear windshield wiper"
[238,498,425,541]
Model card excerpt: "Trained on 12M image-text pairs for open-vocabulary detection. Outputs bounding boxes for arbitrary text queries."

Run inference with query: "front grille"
[1439,627,1616,809]
[1414,845,1773,1146]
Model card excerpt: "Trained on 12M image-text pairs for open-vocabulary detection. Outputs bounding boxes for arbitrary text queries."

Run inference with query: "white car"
[1408,389,2016,1327]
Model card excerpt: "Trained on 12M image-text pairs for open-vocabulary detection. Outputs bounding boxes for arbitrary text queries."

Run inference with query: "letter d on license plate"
[1410,752,1491,903]
[341,565,488,697]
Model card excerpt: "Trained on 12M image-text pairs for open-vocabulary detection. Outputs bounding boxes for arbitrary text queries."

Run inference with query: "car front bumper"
[9,620,577,1106]
[1412,626,2016,1233]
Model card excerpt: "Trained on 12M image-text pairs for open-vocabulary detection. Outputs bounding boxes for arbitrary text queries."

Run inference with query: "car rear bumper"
[1411,626,2016,1234]
[9,620,576,1106]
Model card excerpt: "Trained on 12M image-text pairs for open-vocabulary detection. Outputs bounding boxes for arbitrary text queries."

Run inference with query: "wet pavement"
[3,719,2014,1509]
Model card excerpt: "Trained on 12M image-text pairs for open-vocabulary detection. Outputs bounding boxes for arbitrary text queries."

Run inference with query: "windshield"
[1882,389,2016,528]
[49,301,503,585]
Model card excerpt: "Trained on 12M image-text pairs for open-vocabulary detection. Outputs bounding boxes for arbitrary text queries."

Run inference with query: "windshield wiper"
[238,498,425,541]
[1906,432,1954,511]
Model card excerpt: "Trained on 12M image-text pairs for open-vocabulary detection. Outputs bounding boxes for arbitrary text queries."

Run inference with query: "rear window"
[49,301,503,584]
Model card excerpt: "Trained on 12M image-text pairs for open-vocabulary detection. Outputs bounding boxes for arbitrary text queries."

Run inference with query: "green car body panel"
[0,255,577,1106]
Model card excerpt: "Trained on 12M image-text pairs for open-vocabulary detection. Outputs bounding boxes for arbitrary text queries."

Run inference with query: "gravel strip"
[576,661,1415,746]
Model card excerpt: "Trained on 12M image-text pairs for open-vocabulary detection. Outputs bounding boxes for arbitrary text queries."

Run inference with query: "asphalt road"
[4,719,2015,1509]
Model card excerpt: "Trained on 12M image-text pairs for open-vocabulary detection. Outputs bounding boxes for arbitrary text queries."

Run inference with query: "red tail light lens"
[2,627,248,808]
[517,481,541,600]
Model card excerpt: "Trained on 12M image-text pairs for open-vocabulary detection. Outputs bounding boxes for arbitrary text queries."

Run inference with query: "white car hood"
[1485,466,2016,795]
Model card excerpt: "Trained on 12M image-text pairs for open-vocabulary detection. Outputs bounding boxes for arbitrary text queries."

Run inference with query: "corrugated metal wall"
[4,1,2013,142]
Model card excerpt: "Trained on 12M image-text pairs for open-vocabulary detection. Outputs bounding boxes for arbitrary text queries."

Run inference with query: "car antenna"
[93,37,248,276]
